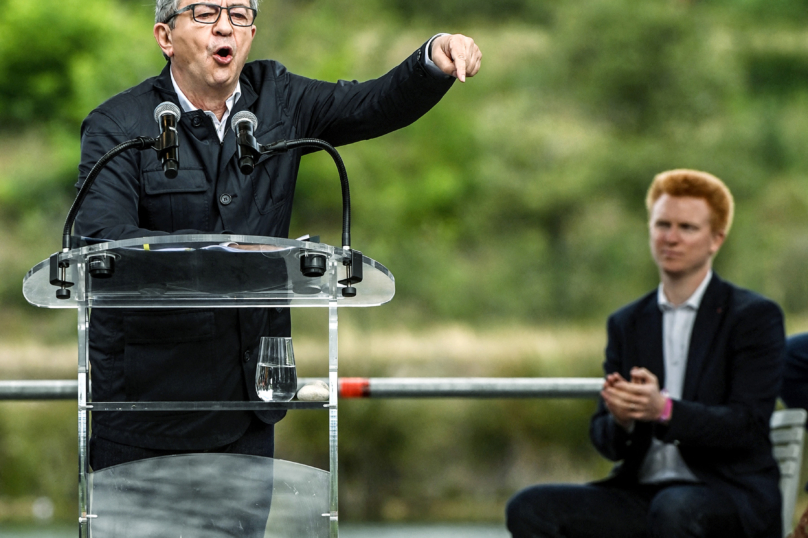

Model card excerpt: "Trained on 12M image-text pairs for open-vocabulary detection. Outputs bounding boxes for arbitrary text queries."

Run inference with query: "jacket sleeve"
[279,40,455,147]
[589,313,634,462]
[656,298,785,450]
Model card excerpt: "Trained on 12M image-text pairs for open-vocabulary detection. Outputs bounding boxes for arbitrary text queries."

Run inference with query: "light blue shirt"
[637,271,712,484]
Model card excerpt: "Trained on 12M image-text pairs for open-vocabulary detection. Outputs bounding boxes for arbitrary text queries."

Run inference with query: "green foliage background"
[4,0,808,526]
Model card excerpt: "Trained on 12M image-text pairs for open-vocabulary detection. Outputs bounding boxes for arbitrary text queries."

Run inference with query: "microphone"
[231,111,259,175]
[153,102,181,179]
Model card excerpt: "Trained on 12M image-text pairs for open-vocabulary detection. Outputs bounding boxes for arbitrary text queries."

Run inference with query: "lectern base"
[88,454,329,538]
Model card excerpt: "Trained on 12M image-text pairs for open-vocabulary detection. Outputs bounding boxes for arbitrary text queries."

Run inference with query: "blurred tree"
[549,0,741,133]
[0,0,161,131]
[386,0,558,26]
[709,0,808,23]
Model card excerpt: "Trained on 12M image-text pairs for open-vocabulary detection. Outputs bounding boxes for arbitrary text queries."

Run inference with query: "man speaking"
[74,0,481,470]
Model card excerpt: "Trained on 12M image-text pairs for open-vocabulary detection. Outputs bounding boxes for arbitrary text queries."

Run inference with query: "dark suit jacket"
[74,43,454,450]
[590,274,785,538]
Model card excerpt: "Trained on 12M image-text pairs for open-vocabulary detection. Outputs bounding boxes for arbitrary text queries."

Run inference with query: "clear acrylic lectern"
[23,234,395,538]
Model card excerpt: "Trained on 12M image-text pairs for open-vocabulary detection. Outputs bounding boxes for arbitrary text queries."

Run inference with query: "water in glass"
[256,364,297,401]
[255,336,297,401]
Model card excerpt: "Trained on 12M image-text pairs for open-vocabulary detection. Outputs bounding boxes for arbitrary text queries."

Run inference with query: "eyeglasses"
[166,3,257,27]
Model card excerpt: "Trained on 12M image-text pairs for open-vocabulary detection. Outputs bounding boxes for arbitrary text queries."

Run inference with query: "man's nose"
[664,228,680,243]
[213,10,234,34]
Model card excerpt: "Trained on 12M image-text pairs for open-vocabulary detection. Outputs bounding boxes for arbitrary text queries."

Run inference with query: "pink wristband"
[657,390,673,423]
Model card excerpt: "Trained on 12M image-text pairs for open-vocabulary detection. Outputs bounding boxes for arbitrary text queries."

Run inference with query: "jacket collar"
[154,62,178,102]
[152,62,259,114]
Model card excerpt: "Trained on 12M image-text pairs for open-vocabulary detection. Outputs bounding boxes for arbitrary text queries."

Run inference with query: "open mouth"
[214,46,233,61]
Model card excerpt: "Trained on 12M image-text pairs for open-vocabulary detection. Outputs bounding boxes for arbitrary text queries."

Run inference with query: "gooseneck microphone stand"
[233,122,363,297]
[262,139,353,249]
[52,133,178,299]
[61,137,158,252]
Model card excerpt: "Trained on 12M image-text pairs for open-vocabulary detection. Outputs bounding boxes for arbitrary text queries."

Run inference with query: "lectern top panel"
[23,235,394,308]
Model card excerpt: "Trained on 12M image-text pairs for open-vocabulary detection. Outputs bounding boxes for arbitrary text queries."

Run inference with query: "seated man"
[506,169,785,538]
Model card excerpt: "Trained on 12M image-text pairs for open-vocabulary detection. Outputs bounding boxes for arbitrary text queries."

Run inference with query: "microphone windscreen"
[231,110,258,132]
[154,102,181,123]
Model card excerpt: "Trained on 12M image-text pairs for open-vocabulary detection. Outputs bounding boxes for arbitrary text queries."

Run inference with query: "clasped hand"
[431,34,482,82]
[601,367,667,430]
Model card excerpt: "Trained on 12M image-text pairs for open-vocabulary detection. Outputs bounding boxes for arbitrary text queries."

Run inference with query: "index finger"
[452,42,467,82]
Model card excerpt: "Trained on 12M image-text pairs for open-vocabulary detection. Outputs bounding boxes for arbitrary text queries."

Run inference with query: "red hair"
[646,169,734,234]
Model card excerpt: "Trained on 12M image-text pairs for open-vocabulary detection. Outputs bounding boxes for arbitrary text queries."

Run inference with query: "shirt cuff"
[424,33,451,77]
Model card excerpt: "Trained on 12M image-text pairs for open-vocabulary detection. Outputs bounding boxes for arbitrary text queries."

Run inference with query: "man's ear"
[154,23,173,59]
[710,230,726,255]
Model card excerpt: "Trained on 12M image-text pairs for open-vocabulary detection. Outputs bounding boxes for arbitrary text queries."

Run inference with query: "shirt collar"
[169,67,242,116]
[657,270,712,312]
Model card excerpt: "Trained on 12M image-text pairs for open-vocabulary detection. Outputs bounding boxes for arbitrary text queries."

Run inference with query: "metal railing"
[0,378,603,401]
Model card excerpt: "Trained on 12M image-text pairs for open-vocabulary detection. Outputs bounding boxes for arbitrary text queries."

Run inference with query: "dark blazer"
[590,274,785,538]
[75,43,454,450]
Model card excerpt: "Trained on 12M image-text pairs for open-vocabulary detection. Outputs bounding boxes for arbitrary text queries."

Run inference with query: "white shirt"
[170,68,242,142]
[637,271,712,484]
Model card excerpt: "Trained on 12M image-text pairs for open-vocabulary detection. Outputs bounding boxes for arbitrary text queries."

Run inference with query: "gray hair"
[155,0,259,28]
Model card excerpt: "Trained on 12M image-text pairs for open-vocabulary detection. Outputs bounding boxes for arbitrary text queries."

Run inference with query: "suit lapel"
[682,275,726,401]
[635,297,665,388]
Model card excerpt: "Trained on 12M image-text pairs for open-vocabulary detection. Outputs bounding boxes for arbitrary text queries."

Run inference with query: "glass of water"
[255,337,297,401]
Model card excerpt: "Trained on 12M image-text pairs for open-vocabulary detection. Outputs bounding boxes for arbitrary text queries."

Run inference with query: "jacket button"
[219,193,232,205]
[243,350,251,363]
[192,117,202,128]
